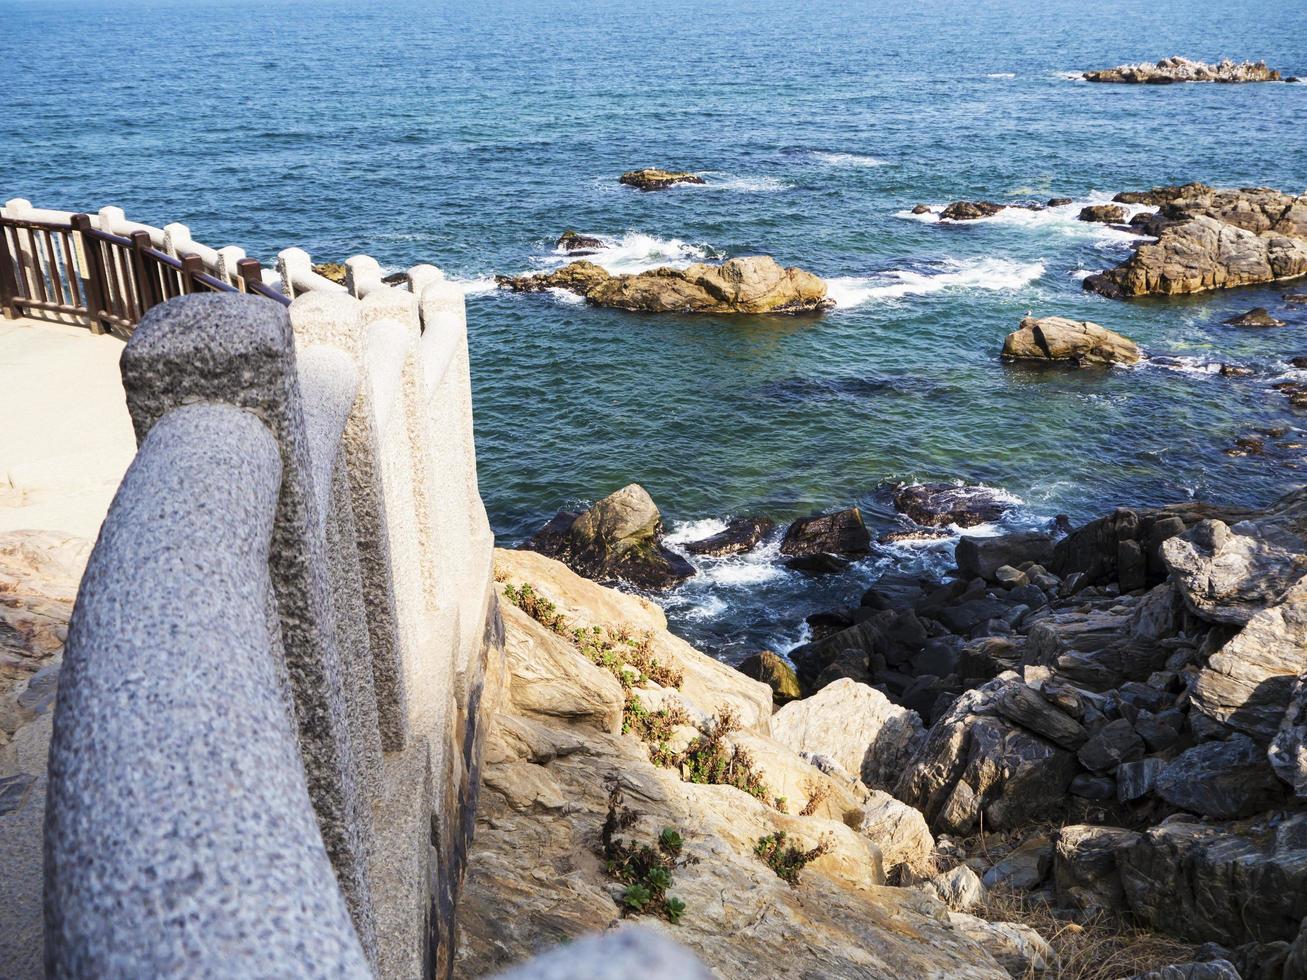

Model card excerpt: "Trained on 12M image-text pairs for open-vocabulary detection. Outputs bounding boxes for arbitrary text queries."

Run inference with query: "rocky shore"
[1083,57,1283,84]
[497,255,834,315]
[496,479,1307,978]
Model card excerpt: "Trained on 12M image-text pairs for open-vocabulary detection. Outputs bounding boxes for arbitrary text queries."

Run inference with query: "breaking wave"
[827,257,1046,308]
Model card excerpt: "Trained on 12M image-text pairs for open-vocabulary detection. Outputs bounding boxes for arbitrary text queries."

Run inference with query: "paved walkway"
[0,317,135,540]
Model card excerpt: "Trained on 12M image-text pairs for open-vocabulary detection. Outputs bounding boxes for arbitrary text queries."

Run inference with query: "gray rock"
[895,484,1014,529]
[937,598,1017,637]
[1070,773,1116,800]
[779,507,871,557]
[1156,736,1285,818]
[684,516,775,557]
[930,865,986,911]
[982,834,1053,891]
[994,683,1088,750]
[956,532,1056,581]
[1117,758,1165,802]
[1134,710,1183,752]
[1055,824,1140,911]
[1271,672,1307,798]
[1077,718,1145,773]
[1163,518,1306,626]
[1124,961,1242,980]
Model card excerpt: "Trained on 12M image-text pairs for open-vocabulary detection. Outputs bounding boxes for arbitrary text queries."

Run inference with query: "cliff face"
[454,549,1012,979]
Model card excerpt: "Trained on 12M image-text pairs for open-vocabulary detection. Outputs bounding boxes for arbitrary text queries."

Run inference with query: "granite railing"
[44,266,502,976]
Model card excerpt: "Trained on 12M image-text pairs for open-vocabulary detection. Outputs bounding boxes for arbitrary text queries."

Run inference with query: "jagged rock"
[1002,315,1141,367]
[556,230,604,253]
[683,517,775,557]
[941,201,1009,220]
[895,483,1013,528]
[1155,736,1285,818]
[1077,718,1145,773]
[1070,773,1116,799]
[860,790,936,878]
[956,532,1057,582]
[1271,673,1307,798]
[1192,579,1307,741]
[895,678,1077,834]
[1162,516,1306,625]
[982,834,1053,891]
[931,865,986,910]
[1054,824,1140,911]
[1288,918,1307,980]
[1114,182,1214,206]
[1084,57,1282,84]
[1119,815,1307,945]
[779,507,870,558]
[1124,960,1242,980]
[736,651,802,706]
[1117,758,1166,802]
[618,168,706,190]
[501,256,834,314]
[947,913,1056,978]
[1048,197,1074,207]
[1131,210,1181,237]
[523,484,694,590]
[995,684,1087,750]
[1084,185,1307,298]
[1225,307,1287,327]
[1079,204,1128,223]
[771,678,924,790]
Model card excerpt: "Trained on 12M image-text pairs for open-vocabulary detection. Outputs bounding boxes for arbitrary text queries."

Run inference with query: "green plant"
[622,693,689,765]
[799,780,830,817]
[754,830,833,887]
[601,785,693,925]
[678,708,771,801]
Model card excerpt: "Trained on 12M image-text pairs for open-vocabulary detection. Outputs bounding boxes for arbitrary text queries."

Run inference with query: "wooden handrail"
[0,210,289,337]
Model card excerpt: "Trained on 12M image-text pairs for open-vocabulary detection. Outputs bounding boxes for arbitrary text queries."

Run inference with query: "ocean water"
[4,0,1307,661]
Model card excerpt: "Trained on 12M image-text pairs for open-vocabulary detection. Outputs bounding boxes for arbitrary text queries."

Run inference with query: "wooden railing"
[0,211,289,338]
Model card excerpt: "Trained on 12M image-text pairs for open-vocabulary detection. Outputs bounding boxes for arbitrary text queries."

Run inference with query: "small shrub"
[622,693,689,767]
[678,708,771,801]
[799,780,830,817]
[601,785,692,925]
[754,830,833,887]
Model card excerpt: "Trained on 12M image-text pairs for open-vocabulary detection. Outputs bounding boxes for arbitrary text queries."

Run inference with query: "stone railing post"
[118,293,379,963]
[162,222,191,259]
[215,245,247,284]
[346,255,384,298]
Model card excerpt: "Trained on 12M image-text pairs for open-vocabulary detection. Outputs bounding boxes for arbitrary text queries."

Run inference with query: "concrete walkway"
[0,316,134,979]
[0,317,135,541]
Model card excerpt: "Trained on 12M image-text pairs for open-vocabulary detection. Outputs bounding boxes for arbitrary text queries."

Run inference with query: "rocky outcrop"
[895,483,1013,528]
[940,201,1042,221]
[459,548,1012,979]
[778,507,871,560]
[1225,307,1287,327]
[1079,204,1127,223]
[1153,736,1285,819]
[499,256,834,315]
[956,532,1056,581]
[736,650,802,705]
[1001,315,1142,367]
[683,517,774,557]
[556,230,604,253]
[1084,184,1307,298]
[523,484,694,590]
[1084,57,1282,84]
[618,168,706,191]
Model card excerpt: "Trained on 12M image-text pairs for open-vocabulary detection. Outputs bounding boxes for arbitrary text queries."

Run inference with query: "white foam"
[454,277,497,296]
[810,151,887,168]
[1069,268,1096,280]
[897,193,1155,244]
[662,518,790,590]
[549,231,715,275]
[694,174,793,193]
[545,287,585,305]
[662,517,729,548]
[1140,355,1225,376]
[986,72,1017,79]
[827,257,1046,308]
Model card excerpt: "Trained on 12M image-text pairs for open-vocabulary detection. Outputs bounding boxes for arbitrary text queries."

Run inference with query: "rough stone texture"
[771,678,925,790]
[1225,307,1287,327]
[947,912,1055,977]
[1272,672,1307,797]
[1120,816,1307,945]
[683,517,774,557]
[931,864,986,911]
[895,483,1013,528]
[1078,204,1128,223]
[956,532,1056,582]
[1054,824,1140,911]
[44,404,372,975]
[1163,517,1307,625]
[524,484,694,590]
[860,789,937,878]
[1002,315,1141,367]
[500,256,834,315]
[779,507,871,557]
[1126,962,1243,980]
[1154,736,1285,819]
[994,683,1087,750]
[735,650,802,705]
[457,553,1010,979]
[618,168,706,191]
[1085,56,1282,83]
[982,834,1053,891]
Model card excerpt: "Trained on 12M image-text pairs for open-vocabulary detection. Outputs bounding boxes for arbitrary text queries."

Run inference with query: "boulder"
[1117,758,1165,802]
[1047,197,1074,207]
[1077,718,1145,773]
[1225,307,1287,327]
[956,531,1057,581]
[994,683,1087,750]
[1114,182,1214,206]
[931,865,986,910]
[894,483,1013,528]
[1270,673,1307,798]
[1120,816,1307,945]
[941,201,1009,221]
[1079,204,1128,223]
[497,260,613,295]
[556,230,604,253]
[1155,736,1284,819]
[1002,315,1141,367]
[911,204,933,215]
[981,834,1053,891]
[1162,518,1306,625]
[1084,57,1282,84]
[778,507,871,557]
[618,168,706,190]
[1054,824,1140,912]
[947,913,1055,977]
[736,651,802,706]
[859,790,936,878]
[523,484,695,590]
[683,517,775,557]
[771,678,924,790]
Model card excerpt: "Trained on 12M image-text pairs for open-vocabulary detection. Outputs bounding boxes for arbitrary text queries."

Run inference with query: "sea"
[3,0,1306,662]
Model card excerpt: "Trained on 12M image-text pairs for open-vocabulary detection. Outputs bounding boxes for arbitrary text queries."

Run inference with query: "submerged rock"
[683,516,774,557]
[1224,307,1287,327]
[556,230,604,253]
[894,483,1013,528]
[1084,57,1282,84]
[618,167,706,190]
[500,256,834,315]
[1002,315,1142,367]
[523,484,694,590]
[779,507,871,558]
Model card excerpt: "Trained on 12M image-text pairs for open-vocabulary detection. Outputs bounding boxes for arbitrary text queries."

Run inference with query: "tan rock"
[1002,316,1141,367]
[619,168,706,191]
[1084,57,1281,84]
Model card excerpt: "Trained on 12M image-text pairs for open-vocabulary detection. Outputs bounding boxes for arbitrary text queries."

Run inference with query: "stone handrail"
[44,274,500,976]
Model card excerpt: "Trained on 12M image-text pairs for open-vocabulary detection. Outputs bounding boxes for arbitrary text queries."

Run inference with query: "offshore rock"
[1084,57,1282,84]
[556,230,604,253]
[618,168,706,190]
[779,507,871,558]
[683,516,774,557]
[736,650,802,706]
[501,257,834,315]
[523,484,694,590]
[940,201,1043,221]
[1002,315,1142,367]
[895,483,1013,528]
[1084,185,1307,298]
[1225,307,1287,327]
[1078,204,1128,223]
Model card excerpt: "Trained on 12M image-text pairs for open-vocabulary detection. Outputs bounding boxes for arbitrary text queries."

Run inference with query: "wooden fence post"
[129,230,158,316]
[71,214,107,334]
[181,253,204,295]
[0,223,21,319]
[236,258,264,293]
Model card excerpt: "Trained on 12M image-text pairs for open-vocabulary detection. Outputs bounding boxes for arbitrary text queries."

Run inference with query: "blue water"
[4,0,1307,660]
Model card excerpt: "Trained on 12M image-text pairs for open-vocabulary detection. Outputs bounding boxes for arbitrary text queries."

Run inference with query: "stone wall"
[43,272,502,976]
